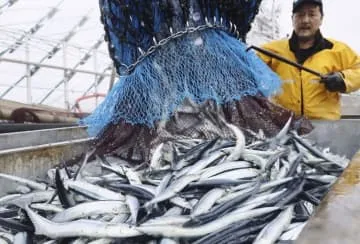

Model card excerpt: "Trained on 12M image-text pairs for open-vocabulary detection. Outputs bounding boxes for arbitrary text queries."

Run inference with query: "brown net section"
[93,95,313,163]
[221,95,313,136]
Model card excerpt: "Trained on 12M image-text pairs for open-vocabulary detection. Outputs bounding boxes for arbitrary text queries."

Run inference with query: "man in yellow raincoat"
[258,0,360,120]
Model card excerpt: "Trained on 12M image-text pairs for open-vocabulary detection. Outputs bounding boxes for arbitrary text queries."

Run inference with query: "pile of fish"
[0,118,349,243]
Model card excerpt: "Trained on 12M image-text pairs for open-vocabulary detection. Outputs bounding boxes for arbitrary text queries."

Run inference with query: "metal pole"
[69,64,115,111]
[109,66,116,92]
[0,57,112,77]
[271,0,276,39]
[63,42,70,111]
[77,65,114,98]
[4,0,64,54]
[0,0,19,16]
[0,13,91,99]
[247,45,325,78]
[25,42,32,104]
[39,37,104,104]
[93,49,99,106]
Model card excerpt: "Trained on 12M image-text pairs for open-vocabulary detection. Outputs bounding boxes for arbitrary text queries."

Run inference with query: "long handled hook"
[246,45,325,79]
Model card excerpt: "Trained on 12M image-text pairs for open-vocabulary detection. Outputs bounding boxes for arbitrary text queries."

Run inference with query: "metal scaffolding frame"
[0,57,113,77]
[0,0,114,112]
[39,37,105,106]
[3,0,64,55]
[0,0,115,114]
[0,12,92,99]
[0,0,19,16]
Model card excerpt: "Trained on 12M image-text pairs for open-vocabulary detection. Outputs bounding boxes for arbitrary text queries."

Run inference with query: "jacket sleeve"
[339,44,360,93]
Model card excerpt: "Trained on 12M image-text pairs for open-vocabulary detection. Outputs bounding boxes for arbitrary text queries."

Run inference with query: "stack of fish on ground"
[0,117,349,243]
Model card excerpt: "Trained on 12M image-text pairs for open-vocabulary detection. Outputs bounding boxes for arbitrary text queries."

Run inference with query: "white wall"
[279,0,360,53]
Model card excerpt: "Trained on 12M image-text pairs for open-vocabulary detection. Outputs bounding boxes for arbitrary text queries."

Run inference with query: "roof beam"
[0,12,92,99]
[0,56,113,77]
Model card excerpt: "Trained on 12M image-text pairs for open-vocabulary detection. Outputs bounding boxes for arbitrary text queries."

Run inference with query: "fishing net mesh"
[82,0,314,162]
[92,96,313,162]
[83,30,283,136]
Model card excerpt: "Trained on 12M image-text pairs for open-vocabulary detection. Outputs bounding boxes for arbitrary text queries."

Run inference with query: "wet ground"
[296,151,360,244]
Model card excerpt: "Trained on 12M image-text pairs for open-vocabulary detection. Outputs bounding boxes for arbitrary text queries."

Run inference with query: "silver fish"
[253,205,294,244]
[52,201,128,222]
[25,206,142,239]
[136,207,279,237]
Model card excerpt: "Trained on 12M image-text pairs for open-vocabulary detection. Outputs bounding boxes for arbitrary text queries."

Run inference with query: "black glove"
[320,72,346,93]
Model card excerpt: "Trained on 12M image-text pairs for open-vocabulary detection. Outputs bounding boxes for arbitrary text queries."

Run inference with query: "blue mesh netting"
[99,0,264,75]
[82,29,282,136]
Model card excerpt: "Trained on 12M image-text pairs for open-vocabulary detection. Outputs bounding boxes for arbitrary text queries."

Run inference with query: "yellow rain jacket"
[258,35,360,120]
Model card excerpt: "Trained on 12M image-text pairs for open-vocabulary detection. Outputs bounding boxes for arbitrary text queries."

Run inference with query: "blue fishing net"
[81,0,316,161]
[99,0,264,74]
[81,0,287,138]
[83,29,281,136]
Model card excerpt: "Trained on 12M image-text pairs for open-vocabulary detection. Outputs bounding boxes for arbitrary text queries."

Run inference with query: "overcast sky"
[279,0,360,53]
